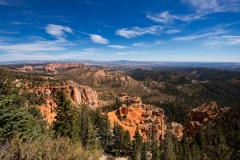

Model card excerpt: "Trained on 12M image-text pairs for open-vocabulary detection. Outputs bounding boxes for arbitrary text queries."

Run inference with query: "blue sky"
[0,0,240,62]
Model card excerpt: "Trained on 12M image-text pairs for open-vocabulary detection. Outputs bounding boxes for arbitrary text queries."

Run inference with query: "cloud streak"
[116,26,164,38]
[173,30,224,41]
[146,11,204,24]
[184,0,240,13]
[0,40,67,53]
[205,35,240,46]
[107,45,128,49]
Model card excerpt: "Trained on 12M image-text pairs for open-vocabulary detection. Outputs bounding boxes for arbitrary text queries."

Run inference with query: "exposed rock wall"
[108,94,166,141]
[185,101,229,136]
[32,80,98,124]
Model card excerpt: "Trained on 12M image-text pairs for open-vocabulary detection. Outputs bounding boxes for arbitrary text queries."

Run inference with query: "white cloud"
[205,35,240,46]
[90,34,109,44]
[146,11,173,24]
[173,30,224,41]
[116,52,135,55]
[132,42,149,47]
[107,45,128,49]
[45,24,73,41]
[116,26,164,38]
[184,0,240,13]
[147,11,204,24]
[164,29,181,34]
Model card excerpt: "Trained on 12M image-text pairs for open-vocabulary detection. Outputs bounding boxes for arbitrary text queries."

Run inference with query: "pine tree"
[98,112,112,150]
[163,129,176,160]
[79,105,96,146]
[131,140,139,160]
[113,122,124,156]
[141,142,147,160]
[195,128,205,151]
[123,130,131,154]
[0,95,42,142]
[151,125,160,160]
[134,126,143,152]
[53,90,80,141]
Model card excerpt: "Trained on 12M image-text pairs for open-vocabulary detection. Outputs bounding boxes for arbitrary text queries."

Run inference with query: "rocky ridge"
[34,62,85,73]
[18,62,85,73]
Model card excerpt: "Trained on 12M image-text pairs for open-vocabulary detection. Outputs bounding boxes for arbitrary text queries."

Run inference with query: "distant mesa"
[17,62,85,73]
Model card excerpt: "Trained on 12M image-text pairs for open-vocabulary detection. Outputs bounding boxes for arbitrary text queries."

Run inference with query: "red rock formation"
[185,101,228,136]
[170,122,183,140]
[108,94,166,141]
[31,80,98,124]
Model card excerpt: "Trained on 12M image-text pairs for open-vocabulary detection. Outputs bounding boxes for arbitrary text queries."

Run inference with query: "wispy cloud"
[90,34,109,44]
[132,42,149,47]
[205,35,240,46]
[183,0,240,13]
[0,30,19,34]
[164,29,181,34]
[116,52,135,55]
[173,30,224,41]
[107,45,128,49]
[116,26,164,38]
[0,0,10,6]
[0,40,67,53]
[45,24,73,41]
[146,11,204,24]
[0,0,25,6]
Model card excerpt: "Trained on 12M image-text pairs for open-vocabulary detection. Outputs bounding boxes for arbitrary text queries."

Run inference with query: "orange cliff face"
[31,80,98,124]
[107,94,166,141]
[185,101,230,136]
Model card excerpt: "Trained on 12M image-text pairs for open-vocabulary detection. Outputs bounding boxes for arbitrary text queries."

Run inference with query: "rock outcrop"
[170,122,183,140]
[108,94,166,141]
[185,101,230,136]
[31,80,98,124]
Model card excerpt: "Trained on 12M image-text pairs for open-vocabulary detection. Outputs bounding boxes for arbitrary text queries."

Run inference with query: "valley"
[1,61,240,159]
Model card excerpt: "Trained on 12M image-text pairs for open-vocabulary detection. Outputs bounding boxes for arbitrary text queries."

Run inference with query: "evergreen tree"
[53,90,80,141]
[134,126,143,152]
[195,128,205,158]
[113,122,124,156]
[123,130,131,154]
[141,142,148,160]
[0,95,42,142]
[181,133,191,160]
[151,125,160,160]
[98,112,112,150]
[163,129,176,160]
[79,105,96,146]
[131,140,139,160]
